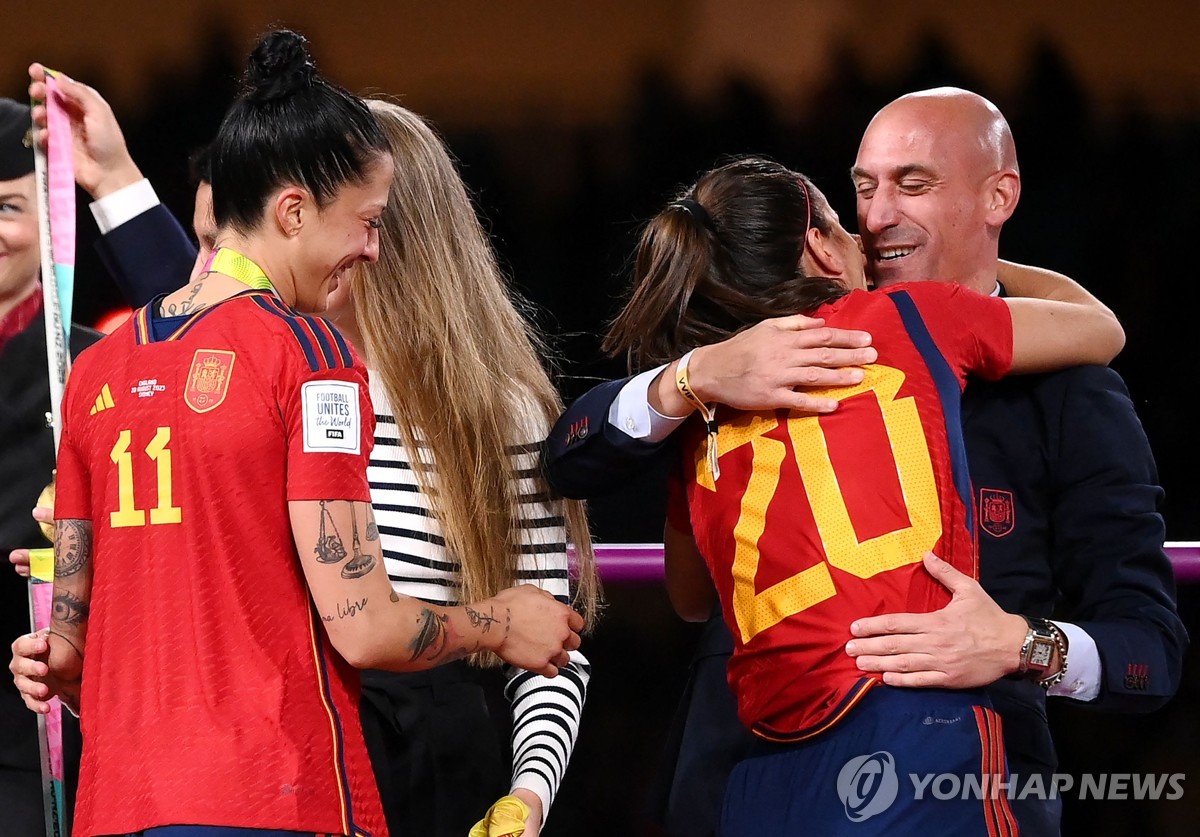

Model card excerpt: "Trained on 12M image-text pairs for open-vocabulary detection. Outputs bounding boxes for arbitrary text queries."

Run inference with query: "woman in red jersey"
[603,156,1124,836]
[22,30,582,837]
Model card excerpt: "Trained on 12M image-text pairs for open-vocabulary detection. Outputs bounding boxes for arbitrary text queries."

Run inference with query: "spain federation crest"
[185,349,236,414]
[979,488,1014,538]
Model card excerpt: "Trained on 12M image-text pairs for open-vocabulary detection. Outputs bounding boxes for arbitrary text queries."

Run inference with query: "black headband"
[671,197,713,230]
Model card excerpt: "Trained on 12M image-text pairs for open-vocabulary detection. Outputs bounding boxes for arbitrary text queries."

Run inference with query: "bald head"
[852,87,1022,292]
[883,87,1017,174]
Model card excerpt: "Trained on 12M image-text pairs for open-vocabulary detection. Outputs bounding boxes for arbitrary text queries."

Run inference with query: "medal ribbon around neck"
[207,247,276,292]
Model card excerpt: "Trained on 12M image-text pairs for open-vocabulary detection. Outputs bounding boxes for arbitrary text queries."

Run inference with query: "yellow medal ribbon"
[208,247,275,292]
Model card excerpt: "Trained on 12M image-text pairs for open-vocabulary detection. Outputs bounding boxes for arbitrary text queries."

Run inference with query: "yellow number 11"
[110,427,183,528]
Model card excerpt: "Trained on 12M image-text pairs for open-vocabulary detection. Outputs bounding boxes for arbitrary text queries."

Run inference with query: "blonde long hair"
[352,99,600,652]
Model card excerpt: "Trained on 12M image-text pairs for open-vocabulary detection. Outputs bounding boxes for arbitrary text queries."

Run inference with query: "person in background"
[0,95,93,836]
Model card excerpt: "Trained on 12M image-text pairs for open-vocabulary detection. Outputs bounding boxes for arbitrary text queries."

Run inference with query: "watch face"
[1030,639,1054,668]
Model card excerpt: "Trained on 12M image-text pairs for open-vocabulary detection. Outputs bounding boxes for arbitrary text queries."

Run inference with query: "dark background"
[5,3,1199,834]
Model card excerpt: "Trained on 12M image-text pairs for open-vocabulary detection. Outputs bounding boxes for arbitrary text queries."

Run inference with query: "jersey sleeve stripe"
[298,314,340,370]
[311,315,355,368]
[252,295,322,372]
[887,289,975,534]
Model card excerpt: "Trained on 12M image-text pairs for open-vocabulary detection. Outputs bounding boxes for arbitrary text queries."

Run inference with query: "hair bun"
[245,29,317,103]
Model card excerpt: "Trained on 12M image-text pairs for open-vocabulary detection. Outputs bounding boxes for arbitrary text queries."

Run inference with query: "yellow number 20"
[696,366,942,644]
[109,427,183,528]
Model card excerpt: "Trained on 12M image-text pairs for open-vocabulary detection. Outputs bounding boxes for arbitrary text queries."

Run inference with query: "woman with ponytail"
[24,30,585,837]
[605,156,1124,835]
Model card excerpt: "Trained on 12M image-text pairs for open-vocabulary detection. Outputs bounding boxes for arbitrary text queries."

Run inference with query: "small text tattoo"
[54,519,93,578]
[164,281,206,317]
[337,597,368,619]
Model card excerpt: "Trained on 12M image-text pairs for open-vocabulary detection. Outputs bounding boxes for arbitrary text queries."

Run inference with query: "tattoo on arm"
[409,609,449,661]
[365,521,379,541]
[51,591,90,626]
[341,504,377,579]
[54,519,93,578]
[464,605,499,633]
[321,595,369,623]
[315,501,348,564]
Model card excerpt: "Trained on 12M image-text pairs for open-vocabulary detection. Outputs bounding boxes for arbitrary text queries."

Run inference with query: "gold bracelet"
[676,350,720,480]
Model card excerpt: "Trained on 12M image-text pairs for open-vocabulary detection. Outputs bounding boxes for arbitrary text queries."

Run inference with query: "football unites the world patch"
[301,380,362,454]
[185,349,236,414]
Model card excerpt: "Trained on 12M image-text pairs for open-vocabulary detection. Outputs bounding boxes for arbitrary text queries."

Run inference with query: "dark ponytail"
[209,29,389,232]
[604,156,848,370]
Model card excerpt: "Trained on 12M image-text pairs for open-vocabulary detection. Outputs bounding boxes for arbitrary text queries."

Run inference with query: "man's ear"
[986,170,1021,226]
[273,187,308,237]
[805,226,844,277]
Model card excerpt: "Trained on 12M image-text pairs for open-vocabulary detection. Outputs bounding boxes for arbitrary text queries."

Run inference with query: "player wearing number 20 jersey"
[668,282,1013,742]
[54,290,387,837]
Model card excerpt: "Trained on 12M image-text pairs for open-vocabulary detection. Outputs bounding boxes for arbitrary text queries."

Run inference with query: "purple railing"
[589,542,1200,584]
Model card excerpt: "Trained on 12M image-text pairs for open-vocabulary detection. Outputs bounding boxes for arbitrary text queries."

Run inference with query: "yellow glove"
[468,794,530,837]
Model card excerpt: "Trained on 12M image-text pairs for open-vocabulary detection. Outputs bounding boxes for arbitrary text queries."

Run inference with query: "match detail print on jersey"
[302,380,363,455]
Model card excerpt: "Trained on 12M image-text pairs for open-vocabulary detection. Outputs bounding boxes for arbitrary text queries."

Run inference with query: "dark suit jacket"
[94,203,197,308]
[543,364,1187,837]
[0,311,99,832]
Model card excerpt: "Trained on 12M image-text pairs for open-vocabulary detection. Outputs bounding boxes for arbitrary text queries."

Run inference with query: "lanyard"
[206,247,275,292]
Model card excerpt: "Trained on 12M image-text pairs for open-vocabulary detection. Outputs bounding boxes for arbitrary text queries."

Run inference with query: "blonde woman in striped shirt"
[329,99,600,837]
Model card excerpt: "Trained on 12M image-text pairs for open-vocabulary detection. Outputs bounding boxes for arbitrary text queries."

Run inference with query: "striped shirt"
[367,376,589,820]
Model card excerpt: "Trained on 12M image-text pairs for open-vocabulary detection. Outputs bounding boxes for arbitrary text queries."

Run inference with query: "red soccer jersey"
[54,291,386,836]
[668,282,1013,742]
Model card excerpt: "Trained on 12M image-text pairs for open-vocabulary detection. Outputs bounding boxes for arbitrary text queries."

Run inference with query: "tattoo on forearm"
[389,590,400,603]
[409,609,449,661]
[54,519,93,578]
[51,591,90,626]
[365,521,379,541]
[465,605,499,633]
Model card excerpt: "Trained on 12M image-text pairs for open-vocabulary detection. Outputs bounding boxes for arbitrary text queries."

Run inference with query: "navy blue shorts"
[720,685,1018,836]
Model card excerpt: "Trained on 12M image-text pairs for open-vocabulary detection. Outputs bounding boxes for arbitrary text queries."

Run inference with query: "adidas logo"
[89,384,115,415]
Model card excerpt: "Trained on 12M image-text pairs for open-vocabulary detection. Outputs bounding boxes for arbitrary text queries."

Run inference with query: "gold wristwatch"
[1017,616,1068,690]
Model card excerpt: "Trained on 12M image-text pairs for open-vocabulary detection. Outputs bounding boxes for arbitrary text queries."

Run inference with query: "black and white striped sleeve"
[502,417,590,823]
